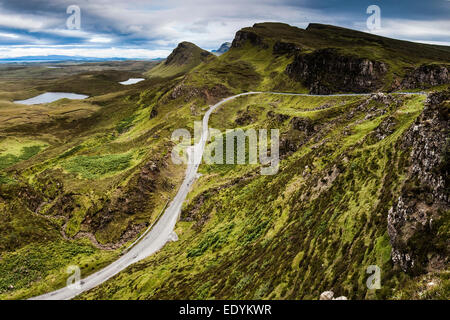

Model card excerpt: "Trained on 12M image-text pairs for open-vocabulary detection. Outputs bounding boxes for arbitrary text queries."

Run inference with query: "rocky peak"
[165,41,212,66]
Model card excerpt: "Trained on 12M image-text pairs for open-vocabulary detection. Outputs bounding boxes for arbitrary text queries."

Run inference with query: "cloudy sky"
[0,0,448,59]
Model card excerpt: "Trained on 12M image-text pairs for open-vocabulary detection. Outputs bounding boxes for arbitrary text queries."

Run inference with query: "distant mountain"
[212,42,231,55]
[0,55,162,63]
[146,41,214,78]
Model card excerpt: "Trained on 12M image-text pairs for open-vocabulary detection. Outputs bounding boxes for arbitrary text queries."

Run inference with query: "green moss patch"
[0,145,45,170]
[63,153,133,179]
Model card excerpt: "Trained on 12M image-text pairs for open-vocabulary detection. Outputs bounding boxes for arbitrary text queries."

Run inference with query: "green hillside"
[79,91,448,300]
[0,22,448,300]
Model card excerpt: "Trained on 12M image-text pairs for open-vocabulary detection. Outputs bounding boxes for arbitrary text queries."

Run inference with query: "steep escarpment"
[273,41,301,56]
[231,30,268,49]
[285,48,388,94]
[388,90,449,274]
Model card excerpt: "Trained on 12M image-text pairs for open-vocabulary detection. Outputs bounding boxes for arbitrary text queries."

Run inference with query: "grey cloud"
[0,0,448,56]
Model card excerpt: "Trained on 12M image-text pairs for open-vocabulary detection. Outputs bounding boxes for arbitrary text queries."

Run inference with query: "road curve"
[30,91,423,300]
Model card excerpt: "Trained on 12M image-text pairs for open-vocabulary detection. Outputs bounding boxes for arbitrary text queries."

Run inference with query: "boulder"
[319,291,334,300]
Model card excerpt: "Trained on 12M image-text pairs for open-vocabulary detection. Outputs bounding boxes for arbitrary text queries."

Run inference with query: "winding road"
[30,91,423,300]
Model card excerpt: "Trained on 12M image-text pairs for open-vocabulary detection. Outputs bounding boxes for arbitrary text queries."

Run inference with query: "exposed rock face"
[273,41,301,56]
[231,30,268,49]
[370,116,397,142]
[401,64,449,89]
[170,79,230,103]
[285,48,388,94]
[267,111,289,123]
[149,108,157,119]
[234,110,254,126]
[290,116,315,135]
[388,90,449,274]
[279,117,318,156]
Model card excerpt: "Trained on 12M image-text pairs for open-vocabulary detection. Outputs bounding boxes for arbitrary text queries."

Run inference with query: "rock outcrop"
[169,79,230,103]
[231,30,268,49]
[388,90,449,274]
[319,291,334,300]
[285,48,388,94]
[401,64,449,89]
[290,116,316,135]
[279,116,318,157]
[273,41,301,56]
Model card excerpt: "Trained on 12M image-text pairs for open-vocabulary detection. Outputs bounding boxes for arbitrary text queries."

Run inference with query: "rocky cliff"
[231,30,268,49]
[401,64,449,89]
[285,48,388,94]
[273,41,301,56]
[227,23,450,94]
[388,90,449,274]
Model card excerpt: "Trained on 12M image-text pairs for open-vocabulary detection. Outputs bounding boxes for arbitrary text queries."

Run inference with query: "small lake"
[14,92,89,105]
[119,78,145,85]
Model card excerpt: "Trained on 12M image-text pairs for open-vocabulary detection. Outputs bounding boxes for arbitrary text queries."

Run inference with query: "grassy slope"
[184,39,305,94]
[0,62,197,298]
[72,24,448,298]
[79,92,445,300]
